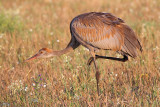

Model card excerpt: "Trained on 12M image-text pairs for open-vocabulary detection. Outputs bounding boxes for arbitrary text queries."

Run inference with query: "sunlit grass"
[0,12,24,34]
[0,0,160,106]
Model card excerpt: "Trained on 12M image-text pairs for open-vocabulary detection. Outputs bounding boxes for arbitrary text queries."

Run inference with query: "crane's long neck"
[50,37,80,57]
[52,45,73,56]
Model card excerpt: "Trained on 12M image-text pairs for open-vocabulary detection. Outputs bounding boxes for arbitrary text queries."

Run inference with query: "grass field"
[0,0,160,106]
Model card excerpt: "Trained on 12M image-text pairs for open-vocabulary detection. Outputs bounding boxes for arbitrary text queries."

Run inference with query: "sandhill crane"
[26,12,142,96]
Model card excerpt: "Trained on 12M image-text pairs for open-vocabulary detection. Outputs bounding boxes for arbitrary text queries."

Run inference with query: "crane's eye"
[40,51,43,54]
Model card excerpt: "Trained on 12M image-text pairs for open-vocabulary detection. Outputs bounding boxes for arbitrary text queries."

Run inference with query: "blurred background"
[0,0,160,106]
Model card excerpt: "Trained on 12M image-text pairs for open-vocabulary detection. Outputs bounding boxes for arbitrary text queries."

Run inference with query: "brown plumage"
[26,12,142,96]
[71,12,142,57]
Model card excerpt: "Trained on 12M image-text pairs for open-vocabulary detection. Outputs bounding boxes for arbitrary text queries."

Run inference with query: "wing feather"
[118,24,142,57]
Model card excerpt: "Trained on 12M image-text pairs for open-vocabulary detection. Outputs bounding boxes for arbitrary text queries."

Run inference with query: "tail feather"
[120,24,142,58]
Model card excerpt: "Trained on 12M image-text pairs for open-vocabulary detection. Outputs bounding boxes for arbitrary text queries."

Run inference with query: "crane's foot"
[87,55,128,66]
[96,71,100,96]
[87,57,94,66]
[87,56,98,66]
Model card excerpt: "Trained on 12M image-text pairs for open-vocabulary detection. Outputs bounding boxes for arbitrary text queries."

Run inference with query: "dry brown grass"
[0,0,160,106]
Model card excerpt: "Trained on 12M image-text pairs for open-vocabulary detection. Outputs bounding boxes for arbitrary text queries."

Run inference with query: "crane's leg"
[87,55,128,66]
[90,52,100,96]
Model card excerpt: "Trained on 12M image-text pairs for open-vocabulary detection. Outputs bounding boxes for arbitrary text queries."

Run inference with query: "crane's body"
[26,12,142,96]
[70,12,142,57]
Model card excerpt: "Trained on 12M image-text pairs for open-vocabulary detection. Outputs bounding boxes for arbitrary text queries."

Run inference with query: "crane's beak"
[25,53,40,62]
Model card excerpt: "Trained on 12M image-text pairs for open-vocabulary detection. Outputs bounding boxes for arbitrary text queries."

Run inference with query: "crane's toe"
[87,57,94,66]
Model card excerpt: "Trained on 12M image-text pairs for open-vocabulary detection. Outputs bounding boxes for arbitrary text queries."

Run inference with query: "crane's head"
[25,48,53,62]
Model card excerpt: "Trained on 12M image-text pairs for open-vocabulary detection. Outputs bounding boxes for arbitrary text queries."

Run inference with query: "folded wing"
[71,12,142,57]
